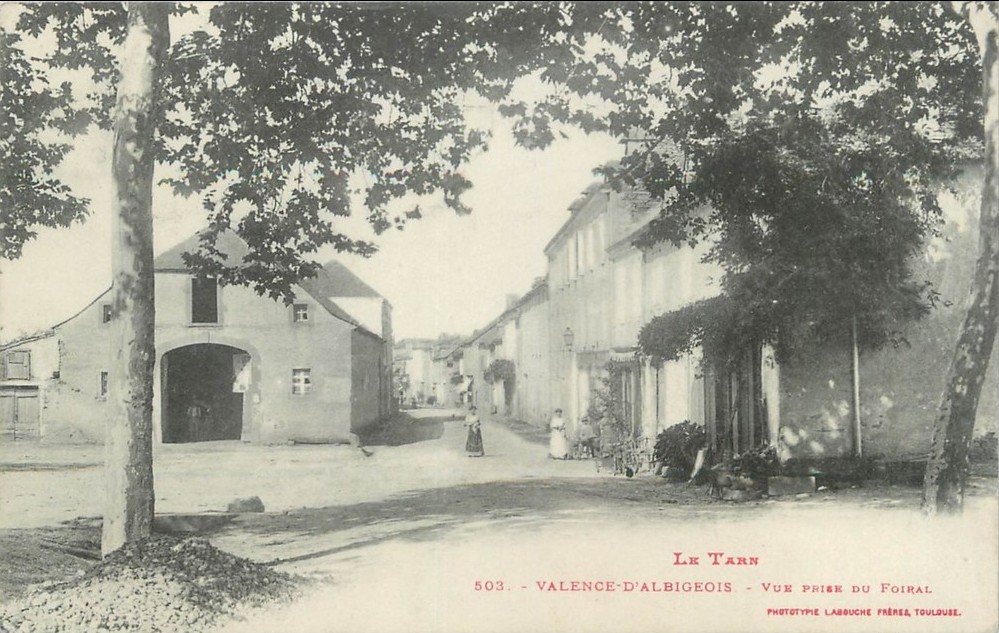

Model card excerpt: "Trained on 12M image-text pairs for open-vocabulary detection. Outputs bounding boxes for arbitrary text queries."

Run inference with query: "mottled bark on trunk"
[923,10,999,515]
[103,3,169,556]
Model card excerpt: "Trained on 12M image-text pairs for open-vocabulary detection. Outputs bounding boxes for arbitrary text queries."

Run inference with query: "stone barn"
[0,230,393,445]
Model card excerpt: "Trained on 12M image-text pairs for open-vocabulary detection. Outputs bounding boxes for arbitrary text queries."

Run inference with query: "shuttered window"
[3,351,31,380]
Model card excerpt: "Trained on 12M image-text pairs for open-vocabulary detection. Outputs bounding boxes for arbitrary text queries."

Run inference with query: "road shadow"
[357,412,452,447]
[486,414,549,446]
[219,477,722,568]
[213,474,997,570]
[0,518,101,599]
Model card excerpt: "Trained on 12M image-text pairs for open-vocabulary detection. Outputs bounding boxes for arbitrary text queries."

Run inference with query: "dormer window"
[293,304,309,323]
[191,278,218,324]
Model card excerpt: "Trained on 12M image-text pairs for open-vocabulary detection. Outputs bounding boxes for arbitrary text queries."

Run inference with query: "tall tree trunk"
[103,2,169,556]
[922,6,999,516]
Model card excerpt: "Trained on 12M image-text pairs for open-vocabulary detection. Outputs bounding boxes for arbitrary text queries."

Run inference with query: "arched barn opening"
[161,344,250,443]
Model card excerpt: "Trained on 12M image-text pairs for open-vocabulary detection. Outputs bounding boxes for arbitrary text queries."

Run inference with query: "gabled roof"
[460,280,548,351]
[0,329,55,351]
[395,338,437,350]
[154,230,251,271]
[154,229,379,335]
[542,181,609,256]
[50,286,112,331]
[310,260,383,298]
[297,278,365,330]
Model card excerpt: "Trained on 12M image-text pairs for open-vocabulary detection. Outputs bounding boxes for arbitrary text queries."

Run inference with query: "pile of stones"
[0,537,303,633]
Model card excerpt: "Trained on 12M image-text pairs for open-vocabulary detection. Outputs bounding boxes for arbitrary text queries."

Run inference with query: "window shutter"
[3,351,31,380]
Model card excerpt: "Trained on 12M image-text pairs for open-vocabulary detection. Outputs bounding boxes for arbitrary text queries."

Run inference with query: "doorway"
[161,344,249,443]
[0,386,40,441]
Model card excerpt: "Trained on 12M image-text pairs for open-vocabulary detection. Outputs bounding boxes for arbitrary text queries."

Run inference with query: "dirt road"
[0,410,597,530]
[1,411,997,633]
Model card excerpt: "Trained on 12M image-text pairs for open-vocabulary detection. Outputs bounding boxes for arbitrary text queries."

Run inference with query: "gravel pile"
[0,537,304,633]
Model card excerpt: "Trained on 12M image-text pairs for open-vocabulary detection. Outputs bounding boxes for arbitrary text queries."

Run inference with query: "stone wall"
[778,168,999,461]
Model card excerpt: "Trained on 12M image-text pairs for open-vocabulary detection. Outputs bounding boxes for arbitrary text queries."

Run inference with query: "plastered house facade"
[0,231,393,445]
[454,168,996,463]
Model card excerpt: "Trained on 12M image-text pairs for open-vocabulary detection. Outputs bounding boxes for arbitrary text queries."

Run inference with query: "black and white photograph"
[1,2,997,632]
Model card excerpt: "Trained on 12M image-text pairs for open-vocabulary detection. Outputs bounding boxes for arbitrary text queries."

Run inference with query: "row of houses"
[392,335,465,407]
[1,230,394,445]
[434,168,998,464]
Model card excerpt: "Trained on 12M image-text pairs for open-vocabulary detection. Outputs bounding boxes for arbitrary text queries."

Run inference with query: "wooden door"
[17,392,40,439]
[0,390,15,438]
[0,388,41,441]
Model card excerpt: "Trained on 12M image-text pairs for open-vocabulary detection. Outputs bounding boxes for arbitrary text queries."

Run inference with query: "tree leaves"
[518,2,983,361]
[4,2,576,296]
[4,1,985,326]
[148,2,582,294]
[0,29,92,260]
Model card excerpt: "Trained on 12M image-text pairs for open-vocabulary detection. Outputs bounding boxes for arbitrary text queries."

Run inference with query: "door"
[0,387,41,441]
[162,344,247,443]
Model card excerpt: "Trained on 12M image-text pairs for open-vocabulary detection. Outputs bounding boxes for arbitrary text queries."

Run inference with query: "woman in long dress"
[549,408,569,459]
[465,406,484,457]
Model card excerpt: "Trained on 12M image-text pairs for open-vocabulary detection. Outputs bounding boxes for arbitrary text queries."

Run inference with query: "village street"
[1,410,997,633]
[0,409,601,531]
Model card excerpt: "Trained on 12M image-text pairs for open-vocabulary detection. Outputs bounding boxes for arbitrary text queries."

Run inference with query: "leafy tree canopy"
[2,2,602,299]
[502,2,984,362]
[1,24,94,259]
[3,2,987,348]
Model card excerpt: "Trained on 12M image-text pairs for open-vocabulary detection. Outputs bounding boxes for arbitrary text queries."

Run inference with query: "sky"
[0,3,631,343]
[0,2,628,343]
[0,109,622,342]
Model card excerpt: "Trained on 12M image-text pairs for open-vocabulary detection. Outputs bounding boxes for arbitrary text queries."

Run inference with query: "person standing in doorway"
[549,408,569,459]
[186,394,211,442]
[465,406,485,457]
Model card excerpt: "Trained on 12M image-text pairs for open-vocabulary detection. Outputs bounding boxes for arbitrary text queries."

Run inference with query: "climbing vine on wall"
[483,359,516,384]
[637,296,746,368]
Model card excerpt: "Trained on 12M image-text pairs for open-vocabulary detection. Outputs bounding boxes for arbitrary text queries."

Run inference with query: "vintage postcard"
[1,2,997,633]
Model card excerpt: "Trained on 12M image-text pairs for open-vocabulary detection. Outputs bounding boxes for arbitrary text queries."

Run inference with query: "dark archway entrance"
[161,344,249,443]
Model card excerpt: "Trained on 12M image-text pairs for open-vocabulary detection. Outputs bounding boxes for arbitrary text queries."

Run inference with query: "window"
[191,278,218,323]
[101,304,113,324]
[293,304,309,322]
[3,350,31,380]
[99,371,109,398]
[292,368,312,395]
[594,217,605,265]
[566,234,579,281]
[571,232,580,278]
